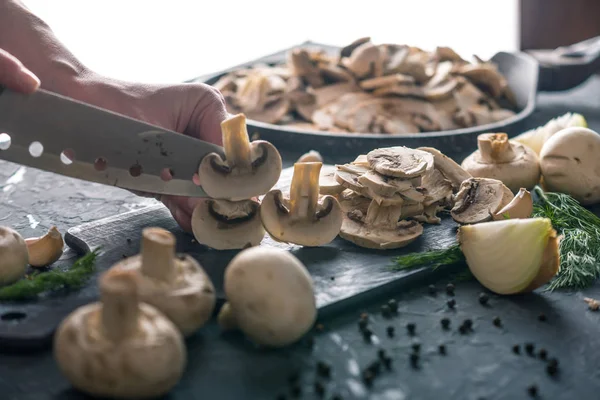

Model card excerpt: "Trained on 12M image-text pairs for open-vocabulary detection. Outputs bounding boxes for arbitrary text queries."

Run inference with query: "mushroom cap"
[451,177,514,224]
[223,246,317,347]
[54,302,185,399]
[0,226,28,286]
[191,198,265,250]
[461,135,541,193]
[540,127,600,204]
[260,190,343,246]
[367,146,434,178]
[198,140,283,201]
[112,253,216,337]
[339,215,424,250]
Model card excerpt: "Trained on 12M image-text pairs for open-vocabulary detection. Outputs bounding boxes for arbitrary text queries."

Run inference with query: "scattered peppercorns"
[527,384,538,397]
[441,317,450,330]
[381,305,391,318]
[377,349,386,360]
[438,344,446,355]
[512,345,521,354]
[314,381,325,397]
[386,326,395,338]
[537,313,547,322]
[538,349,548,360]
[330,276,335,281]
[525,343,535,356]
[428,284,437,295]
[316,361,331,378]
[546,362,558,376]
[493,316,502,327]
[478,292,489,305]
[406,323,416,336]
[447,299,456,309]
[446,283,455,295]
[387,299,399,313]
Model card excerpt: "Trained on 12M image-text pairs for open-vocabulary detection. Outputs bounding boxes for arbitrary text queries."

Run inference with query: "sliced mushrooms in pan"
[212,37,517,134]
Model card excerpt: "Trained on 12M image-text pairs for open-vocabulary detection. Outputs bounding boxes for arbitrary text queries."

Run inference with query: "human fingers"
[183,83,228,145]
[0,48,40,94]
[162,196,194,233]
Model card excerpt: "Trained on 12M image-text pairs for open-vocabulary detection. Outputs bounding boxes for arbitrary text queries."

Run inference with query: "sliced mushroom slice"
[331,92,377,129]
[352,154,369,167]
[357,170,414,197]
[457,63,508,98]
[288,49,324,88]
[198,114,283,200]
[423,78,459,101]
[334,169,406,206]
[372,84,424,98]
[319,64,355,83]
[311,82,361,108]
[336,189,372,213]
[340,37,372,59]
[420,168,454,206]
[434,46,466,63]
[360,74,416,90]
[191,198,265,250]
[319,164,344,195]
[339,200,424,250]
[342,41,384,79]
[261,162,343,246]
[450,177,514,224]
[414,203,444,224]
[367,146,434,178]
[417,147,472,190]
[246,97,291,124]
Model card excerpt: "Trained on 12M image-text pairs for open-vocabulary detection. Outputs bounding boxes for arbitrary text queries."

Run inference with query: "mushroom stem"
[140,228,176,283]
[289,162,322,221]
[221,114,253,171]
[477,133,516,163]
[100,269,141,342]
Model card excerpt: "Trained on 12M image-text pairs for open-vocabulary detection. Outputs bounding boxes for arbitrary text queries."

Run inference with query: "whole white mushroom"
[218,246,317,347]
[540,127,600,205]
[0,226,29,286]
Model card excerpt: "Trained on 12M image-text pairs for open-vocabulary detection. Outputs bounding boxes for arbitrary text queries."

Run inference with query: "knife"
[0,86,225,197]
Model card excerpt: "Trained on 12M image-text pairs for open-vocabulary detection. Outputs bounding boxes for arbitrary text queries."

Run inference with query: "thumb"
[0,49,40,94]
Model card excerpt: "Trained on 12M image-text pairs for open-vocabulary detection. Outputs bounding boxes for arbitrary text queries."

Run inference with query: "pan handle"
[528,35,600,92]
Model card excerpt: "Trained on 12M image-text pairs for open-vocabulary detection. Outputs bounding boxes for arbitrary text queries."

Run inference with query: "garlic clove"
[458,217,560,295]
[492,188,533,220]
[25,226,64,268]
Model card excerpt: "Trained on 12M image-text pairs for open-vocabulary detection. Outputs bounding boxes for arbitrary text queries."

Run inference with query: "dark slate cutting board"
[0,166,459,351]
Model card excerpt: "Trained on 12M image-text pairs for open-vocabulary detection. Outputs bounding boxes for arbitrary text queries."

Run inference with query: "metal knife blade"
[0,86,225,197]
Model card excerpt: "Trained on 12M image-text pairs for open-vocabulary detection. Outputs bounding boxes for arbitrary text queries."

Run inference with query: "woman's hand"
[0,48,40,94]
[76,78,229,232]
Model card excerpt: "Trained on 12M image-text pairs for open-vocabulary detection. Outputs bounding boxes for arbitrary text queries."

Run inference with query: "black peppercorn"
[441,317,450,329]
[538,349,547,360]
[367,361,381,375]
[362,370,374,387]
[546,363,558,376]
[386,326,395,338]
[316,361,331,378]
[316,323,325,332]
[387,299,398,313]
[126,238,132,244]
[525,343,535,356]
[512,344,521,354]
[463,319,473,329]
[447,299,456,309]
[428,284,437,295]
[406,323,416,335]
[438,344,446,355]
[358,319,368,331]
[446,283,455,295]
[493,316,502,327]
[377,349,386,360]
[527,384,538,397]
[538,313,547,322]
[360,312,369,321]
[291,384,301,397]
[314,381,325,397]
[411,342,421,353]
[330,276,335,281]
[459,325,468,335]
[409,353,419,368]
[547,358,559,368]
[381,305,391,318]
[478,292,489,305]
[363,328,373,342]
[382,356,392,370]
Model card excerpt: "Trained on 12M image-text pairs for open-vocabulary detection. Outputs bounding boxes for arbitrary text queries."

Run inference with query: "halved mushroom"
[0,226,28,286]
[367,146,434,178]
[461,133,541,192]
[450,177,514,224]
[261,162,343,246]
[339,199,424,250]
[54,268,186,399]
[111,228,216,337]
[191,198,265,250]
[417,147,472,190]
[198,114,283,200]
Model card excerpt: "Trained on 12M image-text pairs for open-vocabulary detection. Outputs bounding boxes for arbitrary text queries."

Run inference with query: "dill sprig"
[391,244,464,271]
[0,249,100,301]
[532,187,600,290]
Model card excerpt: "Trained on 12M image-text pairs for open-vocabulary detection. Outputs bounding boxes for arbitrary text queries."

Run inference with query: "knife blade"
[0,86,225,197]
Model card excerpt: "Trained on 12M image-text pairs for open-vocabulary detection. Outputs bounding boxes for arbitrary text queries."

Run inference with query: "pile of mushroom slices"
[320,145,533,250]
[213,36,517,134]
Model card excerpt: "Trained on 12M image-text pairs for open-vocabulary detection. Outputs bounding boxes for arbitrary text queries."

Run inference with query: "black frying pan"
[195,37,600,161]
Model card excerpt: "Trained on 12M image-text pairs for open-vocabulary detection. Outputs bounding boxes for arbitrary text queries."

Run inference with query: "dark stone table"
[1,77,600,400]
